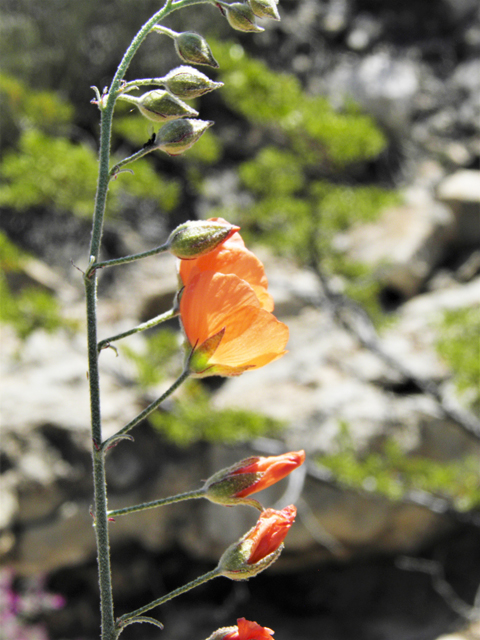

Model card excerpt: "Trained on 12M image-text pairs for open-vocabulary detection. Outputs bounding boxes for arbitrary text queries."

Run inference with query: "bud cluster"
[216,0,280,32]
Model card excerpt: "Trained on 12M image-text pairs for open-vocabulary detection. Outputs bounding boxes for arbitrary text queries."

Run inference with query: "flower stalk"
[85,3,209,638]
[85,1,290,638]
[116,568,222,629]
[98,308,178,352]
[107,488,206,518]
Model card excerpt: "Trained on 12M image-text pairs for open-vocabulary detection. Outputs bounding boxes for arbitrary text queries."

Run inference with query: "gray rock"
[327,52,420,134]
[437,170,480,246]
[336,195,456,299]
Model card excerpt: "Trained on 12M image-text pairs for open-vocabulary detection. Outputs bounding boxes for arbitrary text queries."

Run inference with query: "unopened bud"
[174,32,219,68]
[217,506,296,581]
[167,219,240,259]
[137,90,198,122]
[249,0,280,20]
[225,3,265,32]
[163,66,224,99]
[154,118,213,156]
[205,619,274,640]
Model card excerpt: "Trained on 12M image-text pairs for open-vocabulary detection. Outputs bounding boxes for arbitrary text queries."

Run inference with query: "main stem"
[86,3,174,638]
[85,3,213,638]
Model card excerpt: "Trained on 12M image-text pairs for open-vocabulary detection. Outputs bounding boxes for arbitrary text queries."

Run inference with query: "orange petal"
[179,231,272,310]
[211,306,288,369]
[180,271,260,347]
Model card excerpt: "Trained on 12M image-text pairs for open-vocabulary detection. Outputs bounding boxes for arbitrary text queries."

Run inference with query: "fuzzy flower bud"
[167,219,240,260]
[154,118,213,156]
[249,0,280,20]
[218,506,296,580]
[203,451,305,509]
[224,3,265,32]
[163,66,224,99]
[206,618,274,640]
[174,32,219,68]
[137,90,198,122]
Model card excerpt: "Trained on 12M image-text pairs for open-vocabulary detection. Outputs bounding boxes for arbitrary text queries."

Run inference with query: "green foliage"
[124,331,284,446]
[436,306,480,410]
[0,128,180,217]
[0,129,100,217]
[0,73,73,138]
[213,41,386,167]
[207,41,398,323]
[317,424,480,511]
[150,380,284,447]
[0,232,75,339]
[122,329,181,387]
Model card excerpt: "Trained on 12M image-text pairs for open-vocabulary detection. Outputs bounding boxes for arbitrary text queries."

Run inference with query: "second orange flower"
[179,220,288,377]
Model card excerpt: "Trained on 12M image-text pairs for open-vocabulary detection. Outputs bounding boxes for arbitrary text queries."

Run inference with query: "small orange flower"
[203,451,306,508]
[222,618,274,640]
[218,505,297,579]
[233,450,306,498]
[246,505,297,565]
[180,270,288,377]
[179,218,274,312]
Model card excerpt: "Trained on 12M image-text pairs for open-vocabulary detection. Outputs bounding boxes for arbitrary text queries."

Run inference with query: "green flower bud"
[166,219,240,259]
[174,32,219,68]
[154,118,213,156]
[225,3,265,32]
[249,0,280,20]
[163,66,224,99]
[137,90,198,122]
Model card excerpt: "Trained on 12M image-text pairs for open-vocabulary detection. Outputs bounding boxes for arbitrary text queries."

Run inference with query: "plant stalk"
[108,489,206,518]
[85,2,213,637]
[98,308,178,352]
[116,568,222,628]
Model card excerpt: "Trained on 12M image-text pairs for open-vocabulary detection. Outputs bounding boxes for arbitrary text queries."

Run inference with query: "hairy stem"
[116,568,222,628]
[98,308,178,352]
[85,2,210,637]
[93,243,170,272]
[103,368,190,449]
[108,489,206,518]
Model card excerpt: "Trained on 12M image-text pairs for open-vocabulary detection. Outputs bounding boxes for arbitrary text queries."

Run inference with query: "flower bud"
[174,32,219,68]
[249,0,280,20]
[224,3,265,32]
[167,219,240,259]
[203,451,305,509]
[206,618,274,640]
[137,90,198,122]
[217,506,296,580]
[163,66,224,99]
[154,118,213,156]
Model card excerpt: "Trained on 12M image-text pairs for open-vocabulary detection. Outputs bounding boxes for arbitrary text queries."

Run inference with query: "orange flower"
[203,451,306,508]
[246,505,297,565]
[233,450,306,498]
[218,505,297,579]
[180,270,288,377]
[220,618,274,640]
[179,218,274,312]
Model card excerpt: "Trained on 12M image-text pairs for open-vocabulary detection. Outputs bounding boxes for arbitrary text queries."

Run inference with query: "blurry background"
[1,0,480,638]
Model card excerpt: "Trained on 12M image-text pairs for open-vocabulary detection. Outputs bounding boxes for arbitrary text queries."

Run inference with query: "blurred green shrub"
[210,42,399,322]
[436,306,480,411]
[0,128,180,217]
[150,380,284,447]
[0,73,73,141]
[317,423,480,511]
[124,330,284,446]
[122,328,181,388]
[0,232,76,339]
[214,42,386,167]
